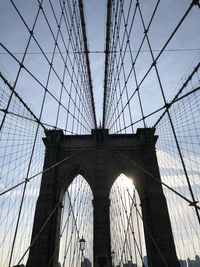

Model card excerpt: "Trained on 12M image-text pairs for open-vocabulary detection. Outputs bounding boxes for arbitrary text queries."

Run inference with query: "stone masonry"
[26,128,180,267]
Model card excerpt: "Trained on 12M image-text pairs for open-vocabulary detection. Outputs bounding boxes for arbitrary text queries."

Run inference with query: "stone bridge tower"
[27,128,180,267]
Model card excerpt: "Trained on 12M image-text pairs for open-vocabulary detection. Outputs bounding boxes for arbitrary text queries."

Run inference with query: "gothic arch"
[58,174,94,265]
[109,174,146,266]
[27,128,179,267]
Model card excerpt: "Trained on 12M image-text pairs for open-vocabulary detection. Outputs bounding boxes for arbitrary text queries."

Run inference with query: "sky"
[84,0,200,124]
[0,0,200,266]
[0,0,200,127]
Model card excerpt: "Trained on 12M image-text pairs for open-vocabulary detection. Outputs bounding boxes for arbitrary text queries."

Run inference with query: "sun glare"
[119,174,134,189]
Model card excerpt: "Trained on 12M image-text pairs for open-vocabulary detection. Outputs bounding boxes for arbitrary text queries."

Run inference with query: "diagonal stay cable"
[108,150,167,266]
[126,187,170,267]
[115,71,200,133]
[0,0,42,133]
[47,152,93,266]
[154,62,200,127]
[0,43,91,132]
[0,109,80,134]
[105,0,160,130]
[40,0,95,129]
[2,1,95,131]
[137,1,200,224]
[107,144,200,211]
[106,1,196,131]
[0,148,87,197]
[10,0,94,130]
[0,72,46,130]
[16,149,92,266]
[16,200,61,265]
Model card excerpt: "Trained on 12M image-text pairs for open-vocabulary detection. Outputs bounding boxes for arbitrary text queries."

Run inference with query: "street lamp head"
[79,236,86,252]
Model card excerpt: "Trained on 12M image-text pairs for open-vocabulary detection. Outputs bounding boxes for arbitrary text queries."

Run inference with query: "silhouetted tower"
[27,128,180,267]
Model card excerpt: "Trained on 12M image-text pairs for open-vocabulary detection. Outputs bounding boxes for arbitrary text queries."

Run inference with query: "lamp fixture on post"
[79,236,86,266]
[79,236,86,252]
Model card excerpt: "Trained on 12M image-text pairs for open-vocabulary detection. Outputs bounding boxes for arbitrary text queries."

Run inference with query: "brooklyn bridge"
[0,0,200,267]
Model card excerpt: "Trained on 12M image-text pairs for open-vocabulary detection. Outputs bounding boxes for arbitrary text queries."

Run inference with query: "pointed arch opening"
[58,175,93,267]
[110,174,147,267]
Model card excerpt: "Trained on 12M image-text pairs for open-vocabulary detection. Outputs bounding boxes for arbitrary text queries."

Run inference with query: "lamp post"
[79,236,86,266]
[111,251,115,267]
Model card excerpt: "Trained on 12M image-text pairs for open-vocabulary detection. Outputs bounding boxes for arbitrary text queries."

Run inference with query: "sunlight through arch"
[110,174,147,267]
[58,175,93,267]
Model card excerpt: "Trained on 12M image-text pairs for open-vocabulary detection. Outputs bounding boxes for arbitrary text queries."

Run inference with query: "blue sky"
[0,1,200,266]
[0,0,200,127]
